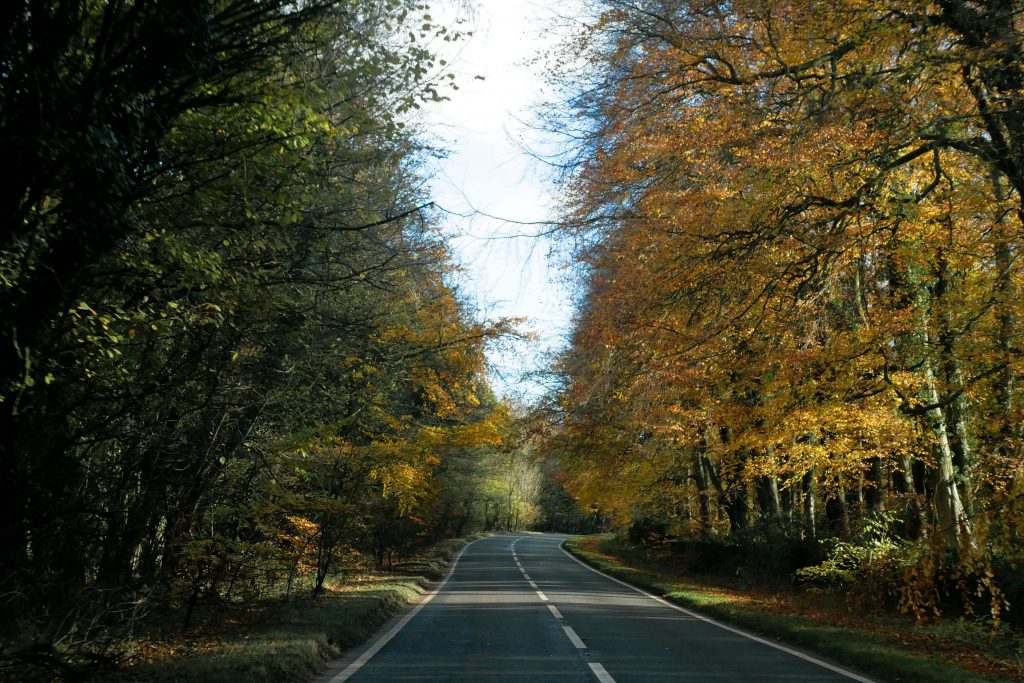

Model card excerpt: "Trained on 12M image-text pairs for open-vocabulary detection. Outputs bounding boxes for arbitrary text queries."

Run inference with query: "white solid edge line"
[562,624,587,649]
[560,542,877,683]
[588,662,617,683]
[547,604,563,620]
[329,537,488,682]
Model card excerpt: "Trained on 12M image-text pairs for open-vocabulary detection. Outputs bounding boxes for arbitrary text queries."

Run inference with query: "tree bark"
[924,355,972,549]
[692,450,713,537]
[755,475,781,520]
[825,487,850,538]
[802,468,817,540]
[864,457,885,514]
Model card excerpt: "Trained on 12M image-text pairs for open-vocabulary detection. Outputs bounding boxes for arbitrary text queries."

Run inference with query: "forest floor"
[565,535,1024,683]
[94,536,484,682]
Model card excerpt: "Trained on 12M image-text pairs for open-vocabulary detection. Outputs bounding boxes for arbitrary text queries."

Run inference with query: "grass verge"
[565,535,1023,683]
[110,535,485,682]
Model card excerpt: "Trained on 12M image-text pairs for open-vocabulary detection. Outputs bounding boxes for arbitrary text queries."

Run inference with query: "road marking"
[329,537,488,682]
[516,538,551,601]
[547,604,563,620]
[588,662,617,683]
[562,625,586,649]
[560,543,877,683]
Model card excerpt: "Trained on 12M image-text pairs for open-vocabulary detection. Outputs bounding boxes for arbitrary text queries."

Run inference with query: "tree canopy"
[0,1,541,675]
[544,0,1024,625]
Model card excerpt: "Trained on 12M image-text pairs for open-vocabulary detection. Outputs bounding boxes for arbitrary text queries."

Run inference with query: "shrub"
[795,511,909,600]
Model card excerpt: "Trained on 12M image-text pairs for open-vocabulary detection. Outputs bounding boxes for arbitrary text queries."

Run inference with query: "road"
[326,534,875,682]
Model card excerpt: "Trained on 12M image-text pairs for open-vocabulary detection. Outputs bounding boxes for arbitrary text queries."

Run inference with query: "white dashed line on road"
[562,625,586,649]
[519,538,617,683]
[588,662,617,683]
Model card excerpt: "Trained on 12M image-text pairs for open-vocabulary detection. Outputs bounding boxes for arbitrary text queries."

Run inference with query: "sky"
[423,0,584,401]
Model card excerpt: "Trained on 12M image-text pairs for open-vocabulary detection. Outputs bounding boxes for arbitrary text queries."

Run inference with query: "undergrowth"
[1,535,484,683]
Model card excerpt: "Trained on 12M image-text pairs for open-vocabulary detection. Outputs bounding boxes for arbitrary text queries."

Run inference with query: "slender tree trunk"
[991,175,1019,504]
[755,475,781,520]
[933,245,975,516]
[884,248,931,539]
[715,427,748,534]
[802,468,816,540]
[780,475,794,525]
[692,450,712,537]
[825,487,850,537]
[725,487,749,534]
[923,246,972,549]
[924,355,972,549]
[864,457,885,514]
[893,453,924,539]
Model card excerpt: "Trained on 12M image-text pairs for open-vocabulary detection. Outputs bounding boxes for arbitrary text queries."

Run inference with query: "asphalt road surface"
[326,533,875,682]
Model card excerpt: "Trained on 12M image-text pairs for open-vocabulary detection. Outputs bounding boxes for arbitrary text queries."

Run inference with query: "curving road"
[323,533,876,683]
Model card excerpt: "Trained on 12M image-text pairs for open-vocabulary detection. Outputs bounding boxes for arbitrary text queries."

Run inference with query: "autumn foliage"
[545,0,1024,625]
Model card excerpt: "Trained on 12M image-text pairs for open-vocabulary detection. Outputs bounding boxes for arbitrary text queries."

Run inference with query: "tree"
[0,1,513,675]
[544,0,1024,621]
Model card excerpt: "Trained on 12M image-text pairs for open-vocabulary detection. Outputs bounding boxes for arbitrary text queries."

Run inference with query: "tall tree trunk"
[885,246,932,540]
[893,453,924,540]
[921,245,972,549]
[725,485,749,534]
[780,475,794,525]
[802,468,817,540]
[864,457,885,514]
[933,245,976,517]
[825,487,850,538]
[715,427,748,534]
[755,475,781,520]
[991,174,1019,505]
[924,354,971,549]
[692,450,713,537]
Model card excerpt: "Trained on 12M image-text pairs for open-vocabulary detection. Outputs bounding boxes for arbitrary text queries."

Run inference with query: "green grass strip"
[564,536,1005,683]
